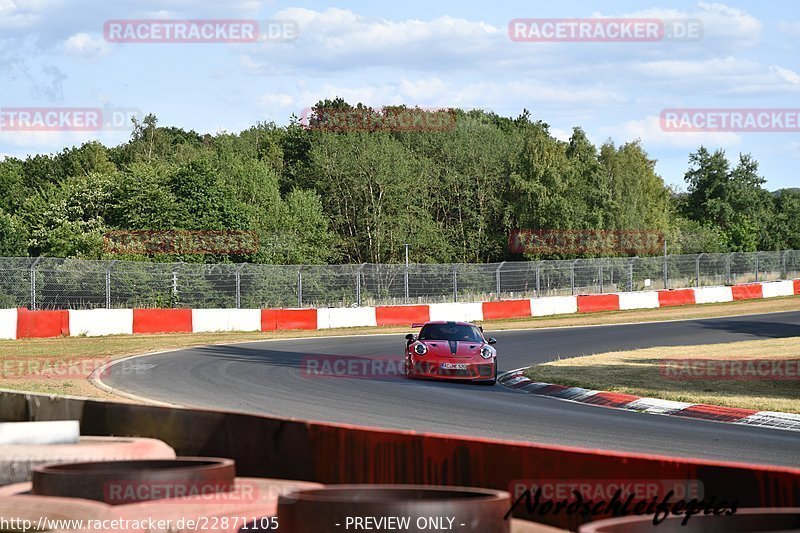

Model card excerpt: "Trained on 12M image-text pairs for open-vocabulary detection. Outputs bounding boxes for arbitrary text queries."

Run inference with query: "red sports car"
[404,321,497,385]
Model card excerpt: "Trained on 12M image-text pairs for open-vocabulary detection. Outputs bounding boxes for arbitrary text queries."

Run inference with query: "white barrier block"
[192,309,261,332]
[530,296,578,316]
[0,421,79,445]
[316,308,331,330]
[693,286,733,304]
[761,280,794,298]
[618,291,660,310]
[192,309,230,333]
[320,307,377,329]
[0,308,17,340]
[428,302,484,323]
[226,309,261,332]
[68,309,133,337]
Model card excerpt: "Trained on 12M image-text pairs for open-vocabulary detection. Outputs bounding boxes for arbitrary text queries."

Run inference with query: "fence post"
[629,260,634,292]
[571,260,577,295]
[171,263,181,308]
[297,269,303,307]
[782,250,788,279]
[495,261,506,298]
[755,253,759,282]
[235,263,247,309]
[726,253,732,285]
[452,266,458,302]
[404,245,410,302]
[599,264,604,293]
[106,260,117,309]
[663,254,669,290]
[356,263,367,306]
[29,257,43,310]
[695,253,704,288]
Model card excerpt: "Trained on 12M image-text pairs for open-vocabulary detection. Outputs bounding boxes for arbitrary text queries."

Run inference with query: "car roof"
[420,320,476,327]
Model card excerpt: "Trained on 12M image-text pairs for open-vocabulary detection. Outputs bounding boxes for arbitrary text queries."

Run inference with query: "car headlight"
[414,343,427,355]
[480,346,495,359]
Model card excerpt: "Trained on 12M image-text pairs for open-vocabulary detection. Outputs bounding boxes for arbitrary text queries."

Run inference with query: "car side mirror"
[405,334,415,341]
[487,337,497,345]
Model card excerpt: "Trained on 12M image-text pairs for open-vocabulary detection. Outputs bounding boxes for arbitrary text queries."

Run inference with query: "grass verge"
[524,337,800,414]
[0,295,797,400]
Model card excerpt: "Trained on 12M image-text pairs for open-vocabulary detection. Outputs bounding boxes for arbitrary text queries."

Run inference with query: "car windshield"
[418,324,484,342]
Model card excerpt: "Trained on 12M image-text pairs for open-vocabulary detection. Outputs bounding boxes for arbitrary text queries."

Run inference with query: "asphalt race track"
[105,311,800,467]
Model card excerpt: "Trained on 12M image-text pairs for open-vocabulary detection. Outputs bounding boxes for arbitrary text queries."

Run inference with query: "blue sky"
[1,0,799,190]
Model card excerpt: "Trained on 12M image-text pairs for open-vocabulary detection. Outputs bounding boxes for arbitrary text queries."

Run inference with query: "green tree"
[0,209,28,256]
[682,148,772,251]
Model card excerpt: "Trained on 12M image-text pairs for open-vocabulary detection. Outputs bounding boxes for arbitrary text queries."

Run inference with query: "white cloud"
[771,65,800,85]
[256,78,625,125]
[603,115,741,149]
[549,127,572,143]
[694,2,763,46]
[778,20,800,36]
[0,129,88,149]
[239,8,510,75]
[0,0,61,29]
[634,57,760,78]
[63,32,110,58]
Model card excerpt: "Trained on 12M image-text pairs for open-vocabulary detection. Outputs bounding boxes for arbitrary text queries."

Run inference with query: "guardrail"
[2,390,798,530]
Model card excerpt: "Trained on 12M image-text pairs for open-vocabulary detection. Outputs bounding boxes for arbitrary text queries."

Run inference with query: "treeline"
[0,100,798,264]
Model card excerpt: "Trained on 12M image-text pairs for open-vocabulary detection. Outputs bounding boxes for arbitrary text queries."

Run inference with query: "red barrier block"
[16,308,69,338]
[657,289,696,307]
[577,294,620,313]
[582,391,640,408]
[375,305,430,326]
[796,279,800,295]
[261,309,278,331]
[275,309,317,330]
[732,283,763,301]
[674,404,759,423]
[133,309,192,334]
[481,300,531,320]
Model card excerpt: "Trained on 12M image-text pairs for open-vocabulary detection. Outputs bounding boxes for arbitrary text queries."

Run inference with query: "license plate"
[441,363,467,370]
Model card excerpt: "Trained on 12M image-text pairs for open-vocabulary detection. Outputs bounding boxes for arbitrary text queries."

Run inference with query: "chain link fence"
[1,251,798,310]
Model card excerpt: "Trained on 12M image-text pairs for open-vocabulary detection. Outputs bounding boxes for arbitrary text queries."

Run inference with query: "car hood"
[420,340,484,358]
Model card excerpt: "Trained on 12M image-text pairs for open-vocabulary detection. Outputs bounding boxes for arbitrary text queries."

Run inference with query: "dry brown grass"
[525,337,800,413]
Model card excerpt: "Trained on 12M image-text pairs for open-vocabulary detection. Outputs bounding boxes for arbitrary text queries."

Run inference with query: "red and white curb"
[498,368,800,432]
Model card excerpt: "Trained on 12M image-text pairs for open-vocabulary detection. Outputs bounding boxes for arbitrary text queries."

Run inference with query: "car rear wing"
[411,323,425,328]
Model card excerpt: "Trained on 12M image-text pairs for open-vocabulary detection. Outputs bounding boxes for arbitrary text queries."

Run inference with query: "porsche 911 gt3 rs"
[404,321,497,384]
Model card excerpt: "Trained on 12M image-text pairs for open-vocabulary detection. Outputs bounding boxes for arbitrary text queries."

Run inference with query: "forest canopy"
[1,101,797,265]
